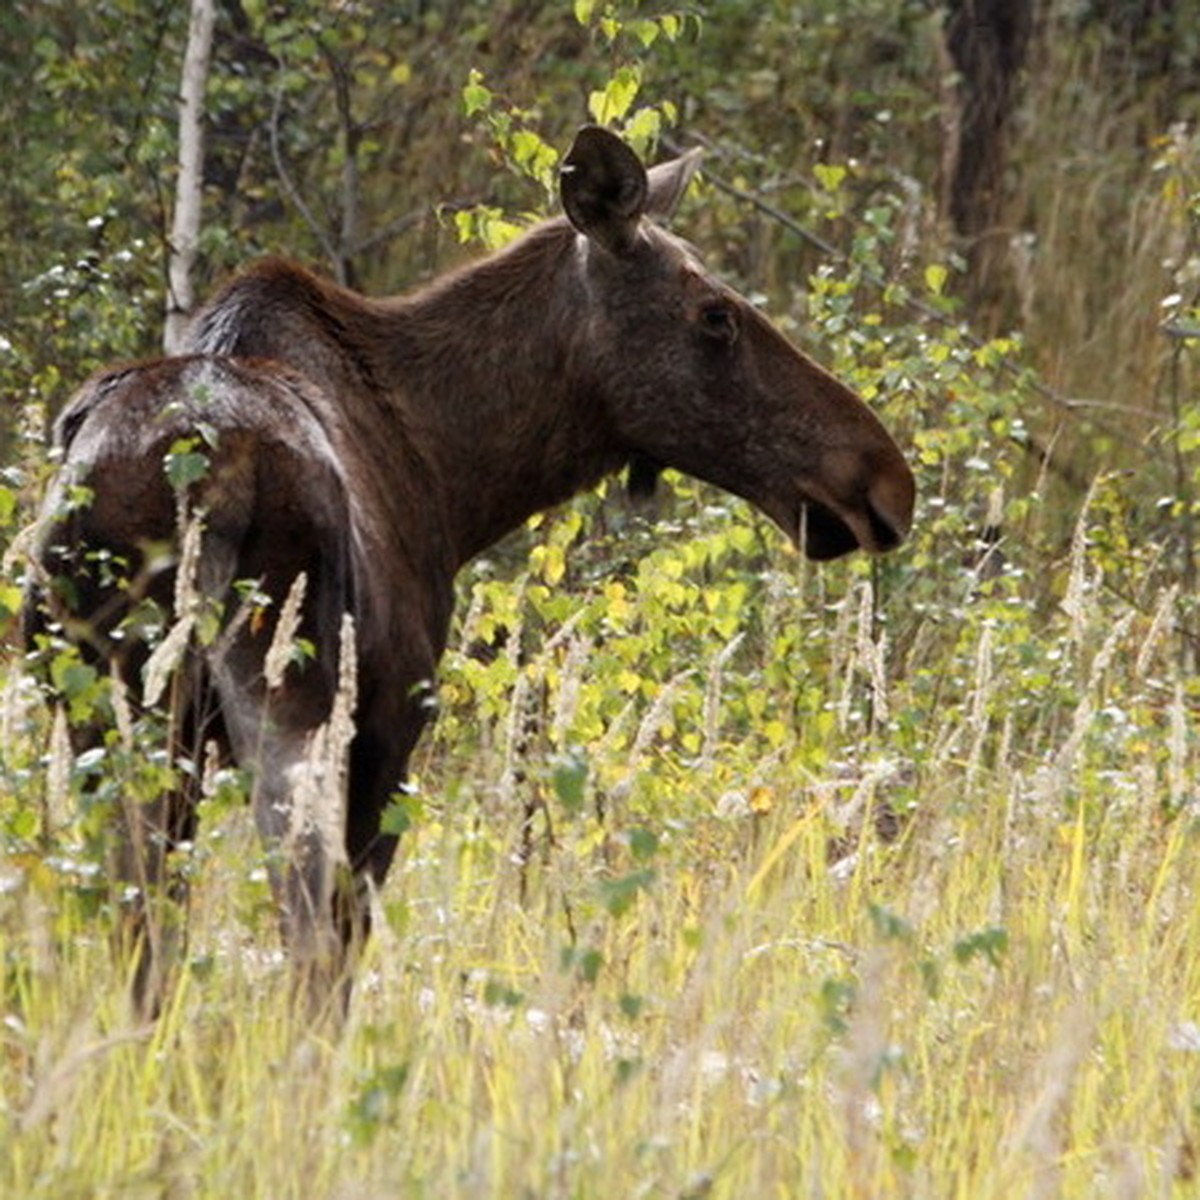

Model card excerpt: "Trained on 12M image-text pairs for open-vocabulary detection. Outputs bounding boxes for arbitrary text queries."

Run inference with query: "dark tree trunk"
[940,0,1032,322]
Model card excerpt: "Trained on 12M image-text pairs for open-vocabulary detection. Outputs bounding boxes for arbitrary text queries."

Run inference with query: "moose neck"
[385,222,622,566]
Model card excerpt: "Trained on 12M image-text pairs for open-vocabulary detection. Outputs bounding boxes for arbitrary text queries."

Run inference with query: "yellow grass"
[3,553,1199,1198]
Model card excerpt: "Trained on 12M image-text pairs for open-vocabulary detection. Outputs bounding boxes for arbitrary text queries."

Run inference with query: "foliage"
[2,0,1200,1196]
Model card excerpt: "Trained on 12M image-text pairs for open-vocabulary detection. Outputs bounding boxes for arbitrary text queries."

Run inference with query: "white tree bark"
[163,0,216,354]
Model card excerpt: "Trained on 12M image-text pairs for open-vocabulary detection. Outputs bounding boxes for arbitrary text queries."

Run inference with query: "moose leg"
[113,774,199,1018]
[338,705,435,950]
[114,646,227,1017]
[193,435,360,1014]
[208,640,352,1016]
[66,703,199,1019]
[43,584,212,1018]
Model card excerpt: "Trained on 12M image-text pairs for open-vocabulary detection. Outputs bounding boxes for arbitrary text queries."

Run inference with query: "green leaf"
[925,262,949,296]
[50,654,97,700]
[818,977,856,1036]
[511,128,546,167]
[49,649,105,723]
[868,903,914,942]
[0,583,23,618]
[573,0,596,23]
[627,19,659,47]
[480,211,524,250]
[453,209,476,245]
[588,67,640,124]
[462,69,492,117]
[483,979,524,1008]
[551,750,588,816]
[619,993,645,1019]
[600,868,655,917]
[164,437,209,489]
[560,945,603,983]
[291,33,319,60]
[346,1064,410,1146]
[62,484,95,515]
[509,128,559,187]
[381,788,423,836]
[953,926,1009,967]
[814,162,846,193]
[615,1057,642,1084]
[578,948,603,982]
[622,107,662,156]
[628,826,659,862]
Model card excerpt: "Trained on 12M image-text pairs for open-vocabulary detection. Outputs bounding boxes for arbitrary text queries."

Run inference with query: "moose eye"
[698,302,738,343]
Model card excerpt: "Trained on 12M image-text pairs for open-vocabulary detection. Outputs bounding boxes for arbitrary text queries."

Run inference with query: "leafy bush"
[3,2,1200,1195]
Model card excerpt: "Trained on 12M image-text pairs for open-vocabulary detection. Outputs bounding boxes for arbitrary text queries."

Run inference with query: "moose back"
[26,127,914,1012]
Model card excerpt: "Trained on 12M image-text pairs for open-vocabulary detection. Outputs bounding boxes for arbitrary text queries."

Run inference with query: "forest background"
[2,1,1200,1196]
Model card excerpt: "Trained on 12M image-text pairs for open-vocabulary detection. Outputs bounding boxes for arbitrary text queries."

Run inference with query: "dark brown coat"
[27,127,914,1011]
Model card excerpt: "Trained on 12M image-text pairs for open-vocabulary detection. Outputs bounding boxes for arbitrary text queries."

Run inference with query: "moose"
[25,127,914,1015]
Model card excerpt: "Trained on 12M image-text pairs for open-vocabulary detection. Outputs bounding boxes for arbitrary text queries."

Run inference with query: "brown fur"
[25,128,914,1014]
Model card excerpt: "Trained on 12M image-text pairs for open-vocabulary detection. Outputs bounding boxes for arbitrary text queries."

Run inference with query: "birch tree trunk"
[163,0,216,354]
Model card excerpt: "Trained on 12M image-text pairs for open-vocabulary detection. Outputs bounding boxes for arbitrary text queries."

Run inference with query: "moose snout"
[782,444,915,562]
[812,444,915,557]
[863,458,916,552]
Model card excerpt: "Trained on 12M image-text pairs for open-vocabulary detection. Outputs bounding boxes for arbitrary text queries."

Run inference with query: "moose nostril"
[865,458,916,550]
[866,499,903,551]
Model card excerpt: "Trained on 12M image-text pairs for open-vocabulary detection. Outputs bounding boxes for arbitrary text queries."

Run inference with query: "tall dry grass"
[3,489,1198,1196]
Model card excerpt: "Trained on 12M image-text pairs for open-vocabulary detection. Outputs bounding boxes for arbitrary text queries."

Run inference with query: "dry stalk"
[172,506,204,618]
[830,591,858,733]
[612,667,695,803]
[144,510,207,707]
[855,578,889,729]
[1135,583,1179,679]
[965,622,996,793]
[1087,610,1134,685]
[592,695,637,760]
[264,572,308,690]
[200,738,224,799]
[497,671,531,814]
[495,605,529,810]
[549,627,592,749]
[284,613,357,876]
[1001,1003,1094,1200]
[701,632,744,770]
[142,615,195,709]
[0,669,35,752]
[1168,683,1188,811]
[1034,610,1134,807]
[455,583,485,653]
[45,705,73,835]
[108,663,135,751]
[1061,478,1100,645]
[837,946,893,1193]
[19,1020,152,1134]
[540,606,587,657]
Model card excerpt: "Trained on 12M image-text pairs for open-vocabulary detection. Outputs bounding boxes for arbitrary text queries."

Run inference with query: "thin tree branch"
[348,209,426,257]
[663,133,1120,493]
[664,132,1141,431]
[324,43,358,286]
[269,78,342,277]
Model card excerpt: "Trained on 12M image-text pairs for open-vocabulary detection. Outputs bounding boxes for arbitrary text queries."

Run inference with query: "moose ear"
[561,125,648,254]
[645,146,703,220]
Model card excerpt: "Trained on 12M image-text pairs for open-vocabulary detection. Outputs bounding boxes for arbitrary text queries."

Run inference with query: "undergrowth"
[3,3,1200,1197]
[3,501,1199,1196]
